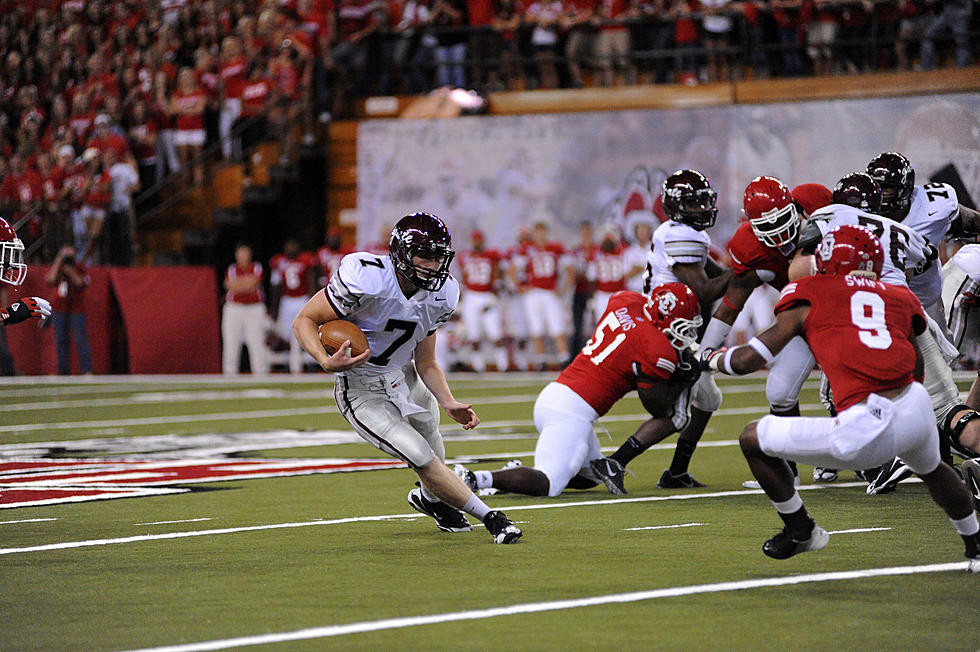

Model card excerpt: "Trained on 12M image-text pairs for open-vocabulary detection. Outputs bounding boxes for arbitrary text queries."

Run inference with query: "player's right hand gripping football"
[321,339,370,372]
[1,297,51,326]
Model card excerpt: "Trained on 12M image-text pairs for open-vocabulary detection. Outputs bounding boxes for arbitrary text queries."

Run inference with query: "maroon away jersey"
[775,274,926,410]
[558,291,678,415]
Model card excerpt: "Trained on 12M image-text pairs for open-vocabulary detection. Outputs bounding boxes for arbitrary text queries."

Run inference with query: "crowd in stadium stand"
[0,0,317,265]
[0,0,975,267]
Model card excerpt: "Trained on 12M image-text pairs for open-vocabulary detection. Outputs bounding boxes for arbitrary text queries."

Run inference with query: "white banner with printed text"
[357,93,980,250]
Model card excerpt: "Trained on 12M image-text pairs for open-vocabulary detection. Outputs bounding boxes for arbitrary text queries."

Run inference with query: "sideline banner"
[357,93,980,249]
[109,267,221,374]
[5,266,220,375]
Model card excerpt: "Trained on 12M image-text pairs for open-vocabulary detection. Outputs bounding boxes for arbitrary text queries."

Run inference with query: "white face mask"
[1,237,26,286]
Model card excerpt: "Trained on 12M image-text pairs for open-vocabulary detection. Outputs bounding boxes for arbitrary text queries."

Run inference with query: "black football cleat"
[590,457,628,495]
[657,468,706,489]
[866,457,912,495]
[762,523,830,560]
[483,510,522,544]
[407,488,473,532]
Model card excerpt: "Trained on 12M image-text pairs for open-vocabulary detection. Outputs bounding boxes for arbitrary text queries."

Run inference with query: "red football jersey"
[316,245,353,286]
[558,291,678,415]
[270,252,314,298]
[458,248,502,293]
[775,274,926,410]
[589,245,627,293]
[727,222,793,290]
[518,242,566,290]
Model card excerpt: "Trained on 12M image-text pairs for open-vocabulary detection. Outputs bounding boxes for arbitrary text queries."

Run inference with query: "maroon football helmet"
[832,172,883,214]
[645,282,703,349]
[0,217,26,286]
[814,224,884,278]
[866,152,915,220]
[389,212,455,291]
[662,169,718,231]
[743,176,800,248]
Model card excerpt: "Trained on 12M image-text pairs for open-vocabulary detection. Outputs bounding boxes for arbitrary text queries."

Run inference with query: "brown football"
[319,320,369,357]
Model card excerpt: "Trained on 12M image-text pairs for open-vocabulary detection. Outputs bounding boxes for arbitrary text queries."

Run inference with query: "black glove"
[797,221,824,255]
[671,347,702,388]
[1,297,51,326]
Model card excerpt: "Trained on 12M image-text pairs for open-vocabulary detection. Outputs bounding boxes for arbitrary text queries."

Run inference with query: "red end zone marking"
[0,458,406,508]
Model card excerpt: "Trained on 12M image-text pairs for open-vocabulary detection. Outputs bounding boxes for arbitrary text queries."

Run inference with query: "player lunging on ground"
[293,212,522,544]
[455,283,703,497]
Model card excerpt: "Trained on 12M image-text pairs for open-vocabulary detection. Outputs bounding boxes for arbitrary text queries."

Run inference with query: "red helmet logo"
[645,282,702,349]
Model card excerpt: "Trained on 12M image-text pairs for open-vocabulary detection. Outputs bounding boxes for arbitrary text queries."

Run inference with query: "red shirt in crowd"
[172,89,207,130]
[240,77,272,117]
[220,55,248,100]
[0,167,43,208]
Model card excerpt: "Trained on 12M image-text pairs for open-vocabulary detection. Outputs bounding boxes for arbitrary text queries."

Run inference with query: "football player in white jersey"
[641,169,731,487]
[793,173,978,491]
[867,153,980,478]
[942,244,980,497]
[867,152,980,327]
[293,213,522,544]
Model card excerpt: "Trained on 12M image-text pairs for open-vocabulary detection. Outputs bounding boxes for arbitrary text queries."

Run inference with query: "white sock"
[462,493,491,520]
[772,492,804,514]
[950,513,980,536]
[475,470,493,489]
[420,484,440,503]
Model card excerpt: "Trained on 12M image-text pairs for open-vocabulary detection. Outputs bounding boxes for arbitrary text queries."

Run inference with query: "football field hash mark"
[122,562,971,652]
[625,522,705,531]
[136,518,213,526]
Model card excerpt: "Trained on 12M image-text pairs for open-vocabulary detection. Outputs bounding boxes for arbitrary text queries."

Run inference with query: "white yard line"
[828,527,892,534]
[135,518,213,526]
[0,399,830,434]
[0,482,874,556]
[0,517,58,524]
[121,561,970,652]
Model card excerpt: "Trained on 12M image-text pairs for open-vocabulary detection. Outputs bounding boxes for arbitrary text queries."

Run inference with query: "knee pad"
[766,378,803,413]
[690,373,723,413]
[943,404,980,458]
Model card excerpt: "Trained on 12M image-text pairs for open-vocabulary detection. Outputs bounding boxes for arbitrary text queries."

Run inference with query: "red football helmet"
[0,217,26,286]
[645,282,703,349]
[743,176,800,248]
[814,224,883,278]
